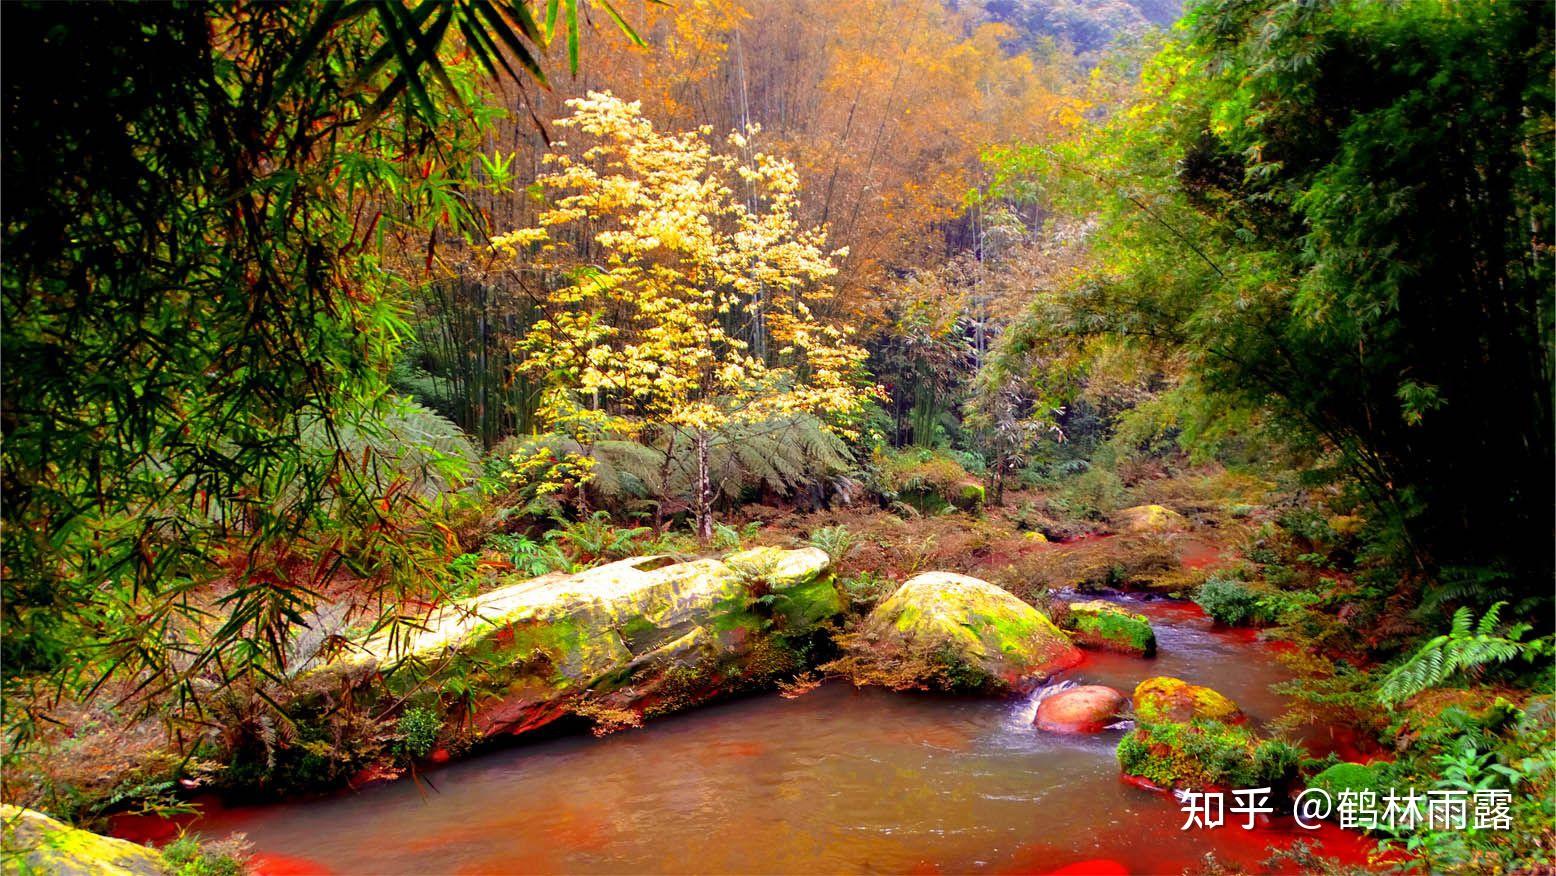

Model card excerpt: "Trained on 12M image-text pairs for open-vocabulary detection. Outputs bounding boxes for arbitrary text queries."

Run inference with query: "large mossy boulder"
[1,805,166,875]
[1132,676,1242,724]
[299,547,840,758]
[1116,720,1299,791]
[1065,601,1157,656]
[1113,504,1187,535]
[836,572,1081,693]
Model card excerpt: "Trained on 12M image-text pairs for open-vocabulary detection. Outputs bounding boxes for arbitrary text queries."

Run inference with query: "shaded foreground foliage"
[0,0,639,724]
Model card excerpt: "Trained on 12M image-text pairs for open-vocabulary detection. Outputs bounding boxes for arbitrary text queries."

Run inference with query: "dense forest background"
[1,0,1552,872]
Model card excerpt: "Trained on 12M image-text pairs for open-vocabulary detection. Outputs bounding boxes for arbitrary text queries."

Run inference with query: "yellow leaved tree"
[492,92,873,540]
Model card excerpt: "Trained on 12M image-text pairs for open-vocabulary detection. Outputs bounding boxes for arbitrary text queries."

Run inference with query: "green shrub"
[486,533,570,577]
[711,521,761,552]
[1194,575,1269,626]
[1055,466,1124,520]
[1117,719,1300,790]
[395,707,441,759]
[552,511,650,562]
[162,834,249,876]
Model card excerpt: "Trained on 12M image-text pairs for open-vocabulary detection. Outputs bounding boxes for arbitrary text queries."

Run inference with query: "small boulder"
[1132,676,1241,724]
[1113,504,1187,534]
[1065,601,1157,656]
[1034,685,1129,733]
[1,804,167,875]
[839,572,1081,693]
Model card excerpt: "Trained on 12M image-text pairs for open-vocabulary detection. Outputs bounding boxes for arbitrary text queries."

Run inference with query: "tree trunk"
[694,431,714,542]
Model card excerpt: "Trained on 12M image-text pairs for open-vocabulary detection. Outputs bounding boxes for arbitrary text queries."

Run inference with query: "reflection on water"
[187,597,1371,875]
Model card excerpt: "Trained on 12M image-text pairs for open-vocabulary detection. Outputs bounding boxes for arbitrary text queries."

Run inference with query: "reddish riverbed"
[125,597,1378,875]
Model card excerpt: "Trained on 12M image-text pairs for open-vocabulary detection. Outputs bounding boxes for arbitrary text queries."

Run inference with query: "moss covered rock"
[1307,761,1394,799]
[837,572,1081,693]
[950,481,985,511]
[1,805,166,875]
[1034,685,1129,733]
[1113,504,1187,534]
[1065,601,1157,656]
[1132,676,1241,724]
[1116,720,1300,791]
[300,549,841,762]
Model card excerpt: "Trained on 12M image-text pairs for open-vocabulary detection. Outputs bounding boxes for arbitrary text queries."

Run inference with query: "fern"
[492,414,853,516]
[1377,602,1537,707]
[300,398,479,503]
[807,525,857,565]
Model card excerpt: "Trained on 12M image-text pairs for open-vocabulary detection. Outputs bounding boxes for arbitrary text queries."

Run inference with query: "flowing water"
[153,597,1374,875]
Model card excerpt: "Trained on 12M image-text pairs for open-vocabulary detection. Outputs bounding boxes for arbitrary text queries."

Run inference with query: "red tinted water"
[138,597,1379,874]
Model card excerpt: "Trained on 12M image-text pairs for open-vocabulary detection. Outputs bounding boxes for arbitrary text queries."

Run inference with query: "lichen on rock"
[1,804,167,875]
[1065,601,1157,656]
[1132,676,1241,724]
[834,572,1081,693]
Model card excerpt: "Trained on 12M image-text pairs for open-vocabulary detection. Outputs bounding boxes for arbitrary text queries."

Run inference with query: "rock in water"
[1,804,167,875]
[1112,504,1187,534]
[1065,601,1157,656]
[1034,685,1129,733]
[301,547,841,749]
[1131,676,1242,724]
[838,572,1081,693]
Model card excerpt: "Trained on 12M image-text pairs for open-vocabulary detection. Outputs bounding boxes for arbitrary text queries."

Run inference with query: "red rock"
[1034,685,1128,733]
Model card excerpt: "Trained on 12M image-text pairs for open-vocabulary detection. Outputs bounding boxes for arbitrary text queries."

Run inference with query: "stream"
[144,597,1375,875]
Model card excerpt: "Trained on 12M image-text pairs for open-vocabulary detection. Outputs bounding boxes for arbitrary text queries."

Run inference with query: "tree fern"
[492,414,854,516]
[1378,602,1538,708]
[324,399,480,499]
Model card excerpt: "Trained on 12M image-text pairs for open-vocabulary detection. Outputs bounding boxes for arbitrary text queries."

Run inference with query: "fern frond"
[1378,601,1531,708]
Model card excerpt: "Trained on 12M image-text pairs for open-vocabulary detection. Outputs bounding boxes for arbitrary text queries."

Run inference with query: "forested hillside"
[2,1,1550,874]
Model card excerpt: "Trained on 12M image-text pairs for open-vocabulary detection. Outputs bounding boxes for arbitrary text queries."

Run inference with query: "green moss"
[396,707,441,759]
[1066,601,1156,656]
[618,614,660,650]
[776,575,844,629]
[842,572,1078,693]
[1,805,168,875]
[1117,720,1300,790]
[1307,761,1394,798]
[951,481,985,511]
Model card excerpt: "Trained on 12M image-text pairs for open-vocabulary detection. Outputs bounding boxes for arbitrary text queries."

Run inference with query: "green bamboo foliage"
[396,277,542,447]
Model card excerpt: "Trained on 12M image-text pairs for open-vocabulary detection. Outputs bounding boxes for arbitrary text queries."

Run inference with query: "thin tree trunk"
[694,431,714,542]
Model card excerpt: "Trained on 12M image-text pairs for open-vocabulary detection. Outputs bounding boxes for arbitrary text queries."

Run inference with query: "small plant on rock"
[395,707,441,760]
